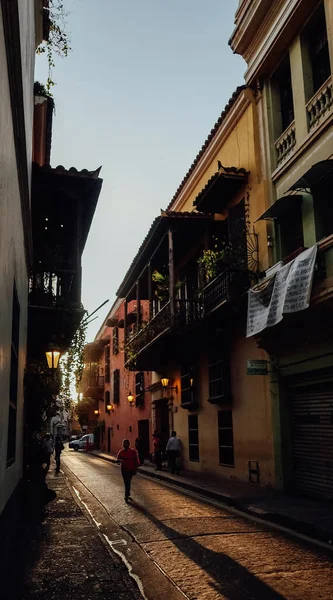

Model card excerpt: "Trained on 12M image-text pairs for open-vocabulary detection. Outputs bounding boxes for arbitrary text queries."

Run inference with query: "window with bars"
[112,326,119,355]
[181,364,196,406]
[7,282,20,467]
[113,369,120,404]
[105,345,110,383]
[105,390,110,412]
[208,350,231,404]
[188,414,199,461]
[135,372,145,407]
[218,410,234,467]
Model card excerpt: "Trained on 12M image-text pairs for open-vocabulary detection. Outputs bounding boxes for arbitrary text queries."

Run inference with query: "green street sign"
[247,359,268,375]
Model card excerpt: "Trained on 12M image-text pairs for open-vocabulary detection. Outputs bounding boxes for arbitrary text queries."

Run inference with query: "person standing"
[153,431,163,470]
[135,435,145,466]
[117,439,140,502]
[54,435,64,472]
[42,433,54,471]
[166,431,181,475]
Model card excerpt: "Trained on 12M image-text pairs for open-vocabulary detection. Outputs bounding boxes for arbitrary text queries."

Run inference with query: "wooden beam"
[148,262,153,321]
[136,280,140,330]
[168,229,175,325]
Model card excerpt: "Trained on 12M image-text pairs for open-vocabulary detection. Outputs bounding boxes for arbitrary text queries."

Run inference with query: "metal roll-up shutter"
[290,380,333,500]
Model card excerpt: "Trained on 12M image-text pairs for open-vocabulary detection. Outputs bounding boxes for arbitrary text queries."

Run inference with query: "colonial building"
[116,86,274,485]
[0,0,103,555]
[230,0,333,499]
[82,299,152,457]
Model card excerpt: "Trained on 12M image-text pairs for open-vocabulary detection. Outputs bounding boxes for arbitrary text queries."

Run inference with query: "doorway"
[138,419,150,458]
[107,427,111,453]
[154,399,170,449]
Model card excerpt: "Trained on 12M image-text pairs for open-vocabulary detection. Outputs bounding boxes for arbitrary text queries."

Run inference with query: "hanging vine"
[59,320,87,409]
[36,0,71,92]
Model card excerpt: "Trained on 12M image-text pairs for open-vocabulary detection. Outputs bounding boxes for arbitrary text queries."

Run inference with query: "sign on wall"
[247,360,268,375]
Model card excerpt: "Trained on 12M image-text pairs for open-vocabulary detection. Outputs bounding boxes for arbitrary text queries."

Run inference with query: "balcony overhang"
[289,160,333,191]
[117,211,214,298]
[193,165,248,214]
[32,162,103,263]
[255,194,302,221]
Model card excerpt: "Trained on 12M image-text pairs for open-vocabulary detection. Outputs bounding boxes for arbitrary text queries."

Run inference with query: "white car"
[69,433,94,451]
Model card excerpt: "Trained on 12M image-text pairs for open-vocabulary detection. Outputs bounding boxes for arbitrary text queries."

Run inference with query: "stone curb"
[89,450,333,547]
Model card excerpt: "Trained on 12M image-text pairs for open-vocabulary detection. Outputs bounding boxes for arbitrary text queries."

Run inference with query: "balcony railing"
[202,270,249,314]
[29,270,79,307]
[306,76,333,130]
[275,120,296,164]
[125,298,202,364]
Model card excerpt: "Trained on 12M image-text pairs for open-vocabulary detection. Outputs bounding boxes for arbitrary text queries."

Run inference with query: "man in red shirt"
[117,439,140,502]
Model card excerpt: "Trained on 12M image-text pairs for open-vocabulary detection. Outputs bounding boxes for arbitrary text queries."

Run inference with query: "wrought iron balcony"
[125,298,202,368]
[29,269,80,307]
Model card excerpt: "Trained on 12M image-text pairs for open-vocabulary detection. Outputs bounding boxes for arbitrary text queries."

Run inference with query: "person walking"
[135,435,145,465]
[54,435,64,472]
[117,439,140,502]
[166,431,181,475]
[42,433,54,471]
[153,431,163,470]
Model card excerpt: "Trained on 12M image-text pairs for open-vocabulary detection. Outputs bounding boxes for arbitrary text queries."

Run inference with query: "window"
[112,326,119,355]
[304,3,331,96]
[105,345,110,383]
[271,54,295,135]
[105,390,110,412]
[7,282,20,467]
[181,364,196,406]
[208,350,231,404]
[278,201,304,260]
[113,369,120,404]
[188,414,199,461]
[218,410,234,467]
[135,372,145,407]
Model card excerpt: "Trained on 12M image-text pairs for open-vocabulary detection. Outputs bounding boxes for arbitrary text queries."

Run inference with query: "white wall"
[0,4,33,515]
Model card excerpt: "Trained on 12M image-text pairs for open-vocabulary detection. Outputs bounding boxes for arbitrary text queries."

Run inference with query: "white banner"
[246,245,317,338]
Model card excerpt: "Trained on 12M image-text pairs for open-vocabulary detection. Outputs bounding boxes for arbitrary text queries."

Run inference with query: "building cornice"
[170,90,253,212]
[1,0,33,270]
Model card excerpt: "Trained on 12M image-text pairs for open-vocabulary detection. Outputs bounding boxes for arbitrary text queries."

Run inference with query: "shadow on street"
[130,500,287,600]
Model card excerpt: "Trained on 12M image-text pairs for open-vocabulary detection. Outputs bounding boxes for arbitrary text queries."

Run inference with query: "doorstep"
[89,450,333,546]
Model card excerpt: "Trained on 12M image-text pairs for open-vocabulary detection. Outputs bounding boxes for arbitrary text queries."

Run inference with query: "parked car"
[69,434,80,441]
[69,433,94,451]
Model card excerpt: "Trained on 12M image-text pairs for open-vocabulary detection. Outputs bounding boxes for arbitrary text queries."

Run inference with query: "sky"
[35,0,246,342]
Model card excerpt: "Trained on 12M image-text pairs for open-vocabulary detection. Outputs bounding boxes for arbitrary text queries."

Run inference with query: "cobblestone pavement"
[5,466,144,600]
[63,449,333,600]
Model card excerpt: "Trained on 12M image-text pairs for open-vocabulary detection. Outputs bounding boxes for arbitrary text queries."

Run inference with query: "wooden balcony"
[83,375,105,398]
[125,298,202,370]
[202,269,250,315]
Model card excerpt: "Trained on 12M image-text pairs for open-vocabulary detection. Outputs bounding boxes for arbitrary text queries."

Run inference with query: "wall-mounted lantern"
[45,347,61,370]
[106,403,114,413]
[94,409,100,416]
[127,391,135,406]
[160,377,178,393]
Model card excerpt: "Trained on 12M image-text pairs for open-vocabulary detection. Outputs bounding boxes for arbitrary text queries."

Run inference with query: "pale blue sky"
[35,0,245,341]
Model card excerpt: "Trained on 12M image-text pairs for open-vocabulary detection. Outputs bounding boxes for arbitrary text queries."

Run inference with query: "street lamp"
[45,347,61,370]
[106,403,114,413]
[127,392,135,406]
[94,409,100,416]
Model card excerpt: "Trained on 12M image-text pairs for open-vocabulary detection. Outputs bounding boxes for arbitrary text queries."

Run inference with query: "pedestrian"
[135,435,145,465]
[42,433,54,471]
[117,439,140,502]
[54,435,64,472]
[153,430,163,470]
[166,431,181,475]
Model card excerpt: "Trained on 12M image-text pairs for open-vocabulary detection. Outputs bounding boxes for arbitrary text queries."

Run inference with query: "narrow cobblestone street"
[61,449,333,600]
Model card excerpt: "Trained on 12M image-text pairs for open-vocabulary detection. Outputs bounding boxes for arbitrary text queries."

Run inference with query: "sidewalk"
[3,468,142,600]
[91,449,333,547]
